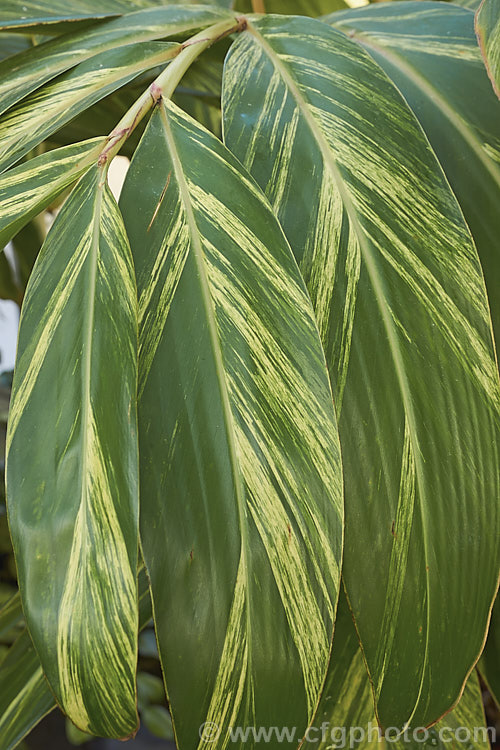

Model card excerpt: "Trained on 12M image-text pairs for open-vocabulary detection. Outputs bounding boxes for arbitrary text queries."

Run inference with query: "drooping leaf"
[326,1,500,357]
[479,592,500,709]
[476,0,500,98]
[0,139,102,251]
[0,630,55,750]
[119,100,343,750]
[0,0,233,34]
[0,41,179,174]
[223,14,500,730]
[0,566,153,750]
[302,592,491,750]
[6,166,139,738]
[0,6,232,118]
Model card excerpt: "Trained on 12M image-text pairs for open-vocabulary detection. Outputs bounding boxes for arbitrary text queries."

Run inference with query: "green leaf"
[6,166,139,738]
[233,0,348,15]
[0,566,152,750]
[119,101,343,750]
[0,139,102,252]
[0,41,179,174]
[476,0,500,99]
[0,6,232,118]
[0,630,55,750]
[326,1,500,364]
[0,35,32,62]
[0,592,23,641]
[222,14,500,730]
[0,0,234,33]
[479,593,500,709]
[303,592,491,750]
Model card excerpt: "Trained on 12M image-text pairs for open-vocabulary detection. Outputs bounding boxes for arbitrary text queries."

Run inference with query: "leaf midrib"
[80,169,102,543]
[245,19,431,726]
[158,101,254,698]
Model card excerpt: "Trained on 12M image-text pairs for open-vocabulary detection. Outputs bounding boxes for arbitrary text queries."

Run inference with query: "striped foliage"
[0,630,55,750]
[302,592,491,750]
[119,100,343,750]
[0,0,234,33]
[0,6,232,118]
[0,41,179,174]
[6,166,140,738]
[0,567,153,750]
[0,139,103,250]
[0,592,23,640]
[222,14,500,730]
[326,1,500,361]
[476,0,500,99]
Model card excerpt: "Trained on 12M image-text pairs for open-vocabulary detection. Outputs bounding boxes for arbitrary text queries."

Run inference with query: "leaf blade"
[120,100,344,750]
[6,166,139,738]
[222,14,500,730]
[0,6,232,118]
[0,41,179,174]
[327,0,500,356]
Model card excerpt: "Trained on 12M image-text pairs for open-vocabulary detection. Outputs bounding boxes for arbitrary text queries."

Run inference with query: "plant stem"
[98,17,246,166]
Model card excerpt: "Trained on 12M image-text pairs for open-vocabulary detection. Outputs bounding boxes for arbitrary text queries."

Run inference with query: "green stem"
[98,16,246,166]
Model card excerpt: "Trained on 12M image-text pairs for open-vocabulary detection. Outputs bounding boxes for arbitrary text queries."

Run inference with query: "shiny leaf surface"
[223,14,500,730]
[327,1,500,357]
[120,100,343,750]
[6,166,139,738]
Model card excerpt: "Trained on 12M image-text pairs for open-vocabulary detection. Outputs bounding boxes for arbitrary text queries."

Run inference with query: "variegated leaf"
[326,0,500,360]
[0,6,232,118]
[222,15,500,730]
[302,592,491,750]
[0,0,233,33]
[6,166,139,738]
[476,0,500,99]
[0,139,103,250]
[0,592,23,640]
[0,630,55,750]
[0,41,179,174]
[119,100,343,750]
[0,566,153,750]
